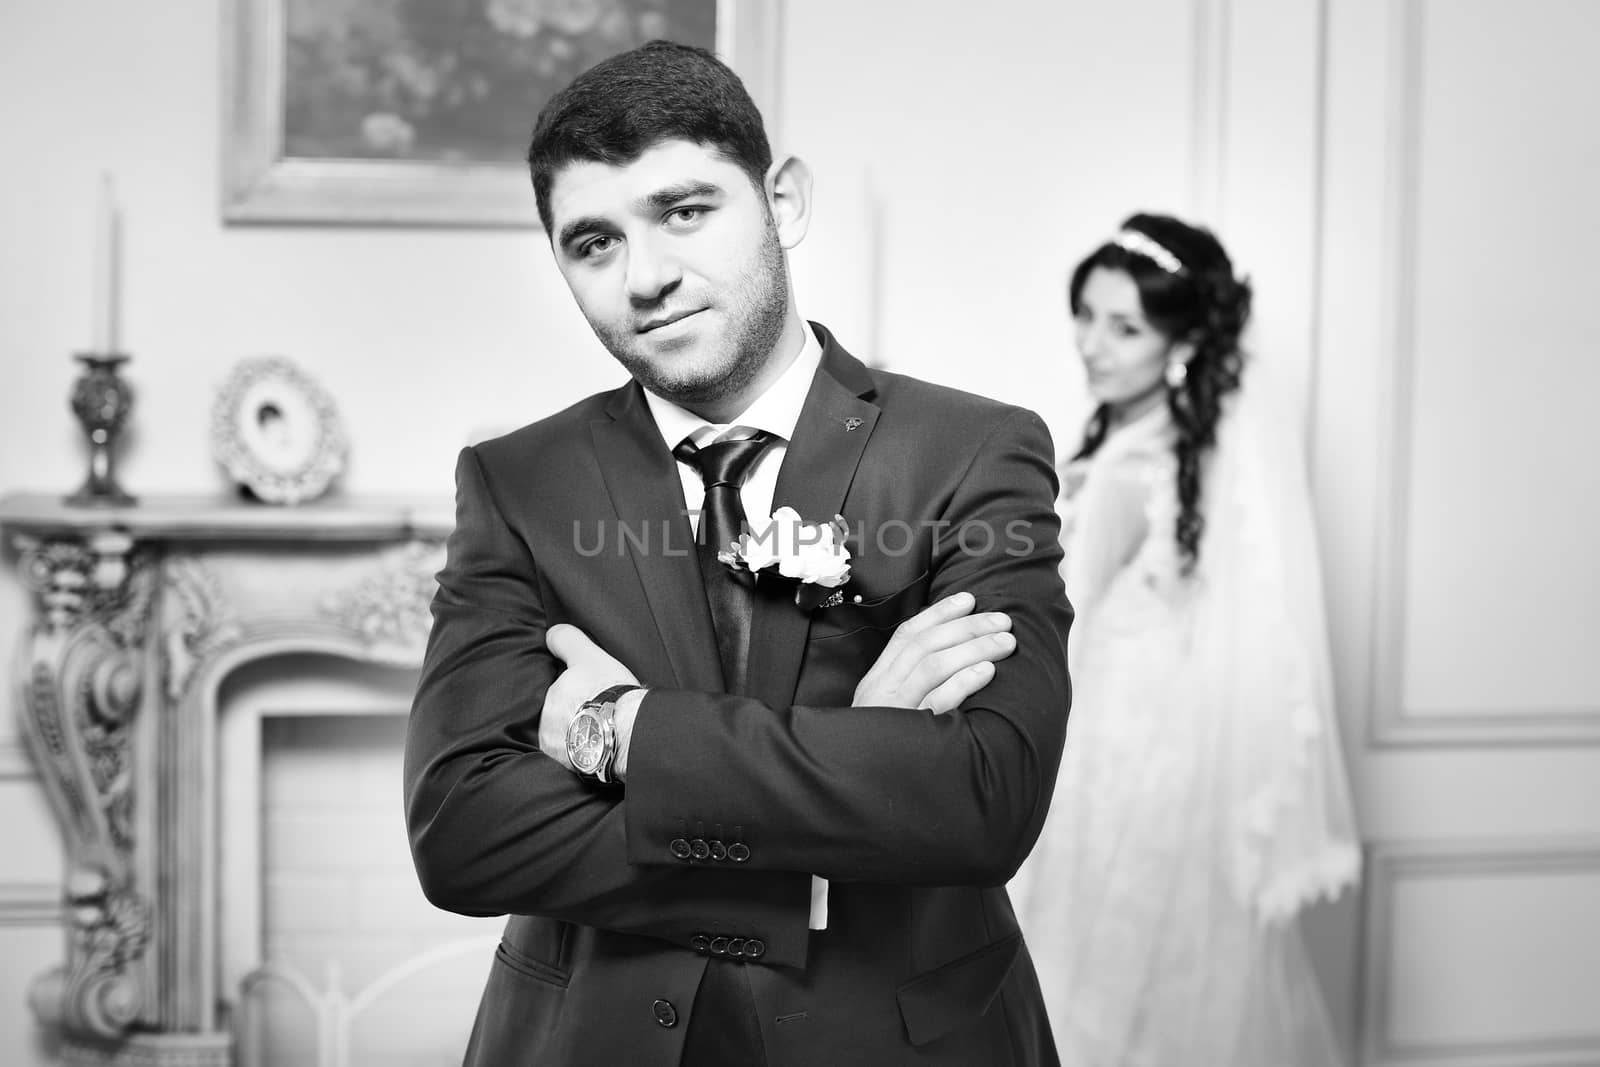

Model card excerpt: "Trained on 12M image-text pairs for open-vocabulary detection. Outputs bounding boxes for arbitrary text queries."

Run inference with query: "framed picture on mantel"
[222,0,783,228]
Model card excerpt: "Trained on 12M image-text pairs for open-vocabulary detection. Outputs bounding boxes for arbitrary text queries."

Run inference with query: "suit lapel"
[590,383,724,692]
[746,326,881,708]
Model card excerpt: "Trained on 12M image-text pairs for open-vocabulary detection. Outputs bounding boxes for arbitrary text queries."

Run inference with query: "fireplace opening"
[217,655,498,1066]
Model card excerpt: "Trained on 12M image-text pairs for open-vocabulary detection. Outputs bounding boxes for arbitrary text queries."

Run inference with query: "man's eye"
[667,206,704,225]
[579,235,616,258]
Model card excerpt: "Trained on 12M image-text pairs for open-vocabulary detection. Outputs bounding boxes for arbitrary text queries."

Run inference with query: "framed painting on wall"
[222,0,783,227]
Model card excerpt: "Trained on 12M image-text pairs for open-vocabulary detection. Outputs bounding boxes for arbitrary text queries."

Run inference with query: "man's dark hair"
[526,40,773,233]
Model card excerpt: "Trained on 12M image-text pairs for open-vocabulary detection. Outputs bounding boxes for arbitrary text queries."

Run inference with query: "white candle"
[92,173,122,353]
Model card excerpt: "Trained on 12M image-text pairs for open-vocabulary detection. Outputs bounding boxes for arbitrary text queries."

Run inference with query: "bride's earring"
[1165,360,1188,389]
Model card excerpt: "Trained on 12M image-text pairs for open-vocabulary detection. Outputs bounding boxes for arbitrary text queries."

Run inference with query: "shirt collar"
[644,320,824,450]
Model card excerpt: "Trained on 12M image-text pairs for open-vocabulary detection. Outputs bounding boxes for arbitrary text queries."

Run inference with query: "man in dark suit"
[404,40,1072,1066]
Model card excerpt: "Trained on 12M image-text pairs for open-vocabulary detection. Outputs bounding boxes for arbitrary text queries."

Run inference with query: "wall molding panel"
[0,738,37,781]
[1188,0,1231,221]
[1366,0,1600,749]
[0,881,61,928]
[1363,839,1600,1067]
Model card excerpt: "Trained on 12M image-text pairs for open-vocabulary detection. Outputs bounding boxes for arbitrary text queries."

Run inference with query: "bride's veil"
[1192,363,1362,924]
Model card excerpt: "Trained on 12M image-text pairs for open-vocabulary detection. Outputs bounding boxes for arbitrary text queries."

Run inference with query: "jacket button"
[744,938,766,961]
[653,999,678,1028]
[690,934,710,954]
[669,838,692,860]
[689,838,711,861]
[709,936,730,957]
[709,839,727,861]
[727,842,750,863]
[726,938,747,959]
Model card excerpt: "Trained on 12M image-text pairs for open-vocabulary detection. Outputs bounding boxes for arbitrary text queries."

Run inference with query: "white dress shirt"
[643,324,823,537]
[641,321,831,930]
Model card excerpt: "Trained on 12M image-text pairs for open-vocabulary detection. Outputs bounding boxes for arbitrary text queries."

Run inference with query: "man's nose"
[626,235,683,303]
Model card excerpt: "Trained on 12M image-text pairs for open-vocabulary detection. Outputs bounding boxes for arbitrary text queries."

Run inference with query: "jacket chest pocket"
[806,568,932,643]
[799,570,932,700]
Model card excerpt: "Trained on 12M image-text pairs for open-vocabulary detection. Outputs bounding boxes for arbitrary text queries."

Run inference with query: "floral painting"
[284,0,717,164]
[223,0,772,226]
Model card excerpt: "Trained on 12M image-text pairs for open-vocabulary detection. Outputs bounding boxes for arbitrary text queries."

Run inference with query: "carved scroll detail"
[161,557,239,702]
[15,533,154,1041]
[31,866,152,1039]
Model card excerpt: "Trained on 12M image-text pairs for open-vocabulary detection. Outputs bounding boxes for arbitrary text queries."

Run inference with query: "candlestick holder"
[65,352,138,508]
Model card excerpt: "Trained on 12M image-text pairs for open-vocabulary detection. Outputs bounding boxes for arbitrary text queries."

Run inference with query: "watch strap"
[590,683,642,708]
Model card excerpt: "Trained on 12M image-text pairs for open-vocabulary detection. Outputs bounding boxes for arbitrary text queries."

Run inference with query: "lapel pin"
[843,417,863,432]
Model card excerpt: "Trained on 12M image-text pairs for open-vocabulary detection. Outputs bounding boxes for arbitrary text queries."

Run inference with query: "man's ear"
[765,154,813,250]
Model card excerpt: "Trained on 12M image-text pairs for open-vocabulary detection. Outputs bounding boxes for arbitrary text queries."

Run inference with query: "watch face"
[567,711,605,774]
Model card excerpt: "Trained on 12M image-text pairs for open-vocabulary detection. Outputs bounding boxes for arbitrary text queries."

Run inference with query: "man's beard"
[592,227,789,411]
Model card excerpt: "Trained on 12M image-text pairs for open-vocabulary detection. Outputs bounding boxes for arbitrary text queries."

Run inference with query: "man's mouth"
[638,308,705,334]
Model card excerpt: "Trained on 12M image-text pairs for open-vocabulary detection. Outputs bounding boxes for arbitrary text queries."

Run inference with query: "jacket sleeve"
[624,409,1074,887]
[403,447,813,967]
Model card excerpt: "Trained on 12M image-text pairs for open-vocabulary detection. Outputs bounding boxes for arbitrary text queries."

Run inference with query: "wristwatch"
[565,684,641,786]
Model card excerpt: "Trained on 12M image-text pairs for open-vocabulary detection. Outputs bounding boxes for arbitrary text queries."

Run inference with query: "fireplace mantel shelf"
[1,489,458,1066]
[0,491,454,542]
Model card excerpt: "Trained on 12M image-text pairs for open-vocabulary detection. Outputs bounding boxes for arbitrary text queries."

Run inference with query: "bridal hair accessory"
[1112,230,1185,275]
[720,506,852,609]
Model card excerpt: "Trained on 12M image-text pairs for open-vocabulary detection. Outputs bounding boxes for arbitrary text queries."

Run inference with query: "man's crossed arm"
[535,590,1017,777]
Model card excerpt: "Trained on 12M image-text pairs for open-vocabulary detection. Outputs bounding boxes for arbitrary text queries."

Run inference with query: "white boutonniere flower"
[719,506,852,609]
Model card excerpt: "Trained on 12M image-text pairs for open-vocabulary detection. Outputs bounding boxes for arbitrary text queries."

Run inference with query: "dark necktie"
[674,430,775,1064]
[673,430,775,694]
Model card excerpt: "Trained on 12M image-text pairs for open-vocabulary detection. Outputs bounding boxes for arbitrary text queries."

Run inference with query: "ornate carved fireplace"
[0,492,476,1066]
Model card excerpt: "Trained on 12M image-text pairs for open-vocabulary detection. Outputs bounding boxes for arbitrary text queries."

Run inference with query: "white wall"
[1315,2,1600,1064]
[0,1,1335,1061]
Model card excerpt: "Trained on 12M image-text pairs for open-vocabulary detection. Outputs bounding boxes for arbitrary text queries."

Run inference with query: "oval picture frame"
[211,356,348,505]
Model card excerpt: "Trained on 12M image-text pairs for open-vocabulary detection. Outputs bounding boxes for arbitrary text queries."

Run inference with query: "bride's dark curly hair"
[1069,212,1253,571]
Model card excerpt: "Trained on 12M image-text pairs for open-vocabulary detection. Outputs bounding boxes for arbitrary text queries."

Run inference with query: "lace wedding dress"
[1013,387,1361,1067]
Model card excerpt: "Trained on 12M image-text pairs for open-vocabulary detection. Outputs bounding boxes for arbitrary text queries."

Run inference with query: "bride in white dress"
[1013,214,1361,1067]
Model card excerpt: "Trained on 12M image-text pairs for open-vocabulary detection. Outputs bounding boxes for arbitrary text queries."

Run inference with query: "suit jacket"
[405,325,1074,1066]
